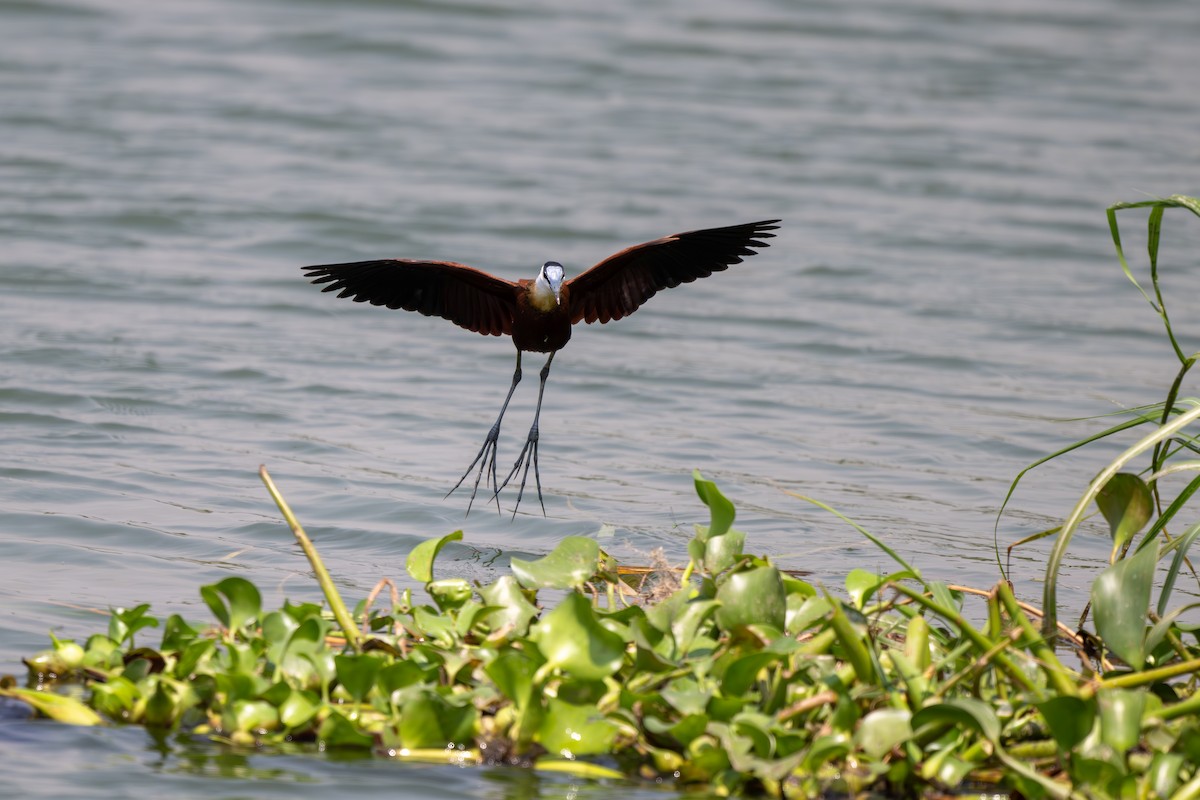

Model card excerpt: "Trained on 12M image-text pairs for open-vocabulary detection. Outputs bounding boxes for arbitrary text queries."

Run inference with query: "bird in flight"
[303,219,779,517]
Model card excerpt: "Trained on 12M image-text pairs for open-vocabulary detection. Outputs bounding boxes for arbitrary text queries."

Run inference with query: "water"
[3,0,1199,795]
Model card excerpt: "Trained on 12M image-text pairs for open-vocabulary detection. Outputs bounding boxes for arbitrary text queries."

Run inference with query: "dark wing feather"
[564,220,780,324]
[301,259,518,337]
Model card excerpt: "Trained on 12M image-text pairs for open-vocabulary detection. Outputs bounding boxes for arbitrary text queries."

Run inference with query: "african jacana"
[303,219,779,516]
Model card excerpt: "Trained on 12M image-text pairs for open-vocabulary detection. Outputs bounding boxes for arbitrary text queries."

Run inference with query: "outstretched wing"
[564,219,780,325]
[302,259,519,337]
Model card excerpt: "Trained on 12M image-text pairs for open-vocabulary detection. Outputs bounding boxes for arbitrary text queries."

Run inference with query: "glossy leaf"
[90,675,138,719]
[478,576,538,635]
[667,598,722,659]
[318,710,375,748]
[1097,687,1146,753]
[826,594,875,684]
[721,651,781,697]
[660,677,711,716]
[228,699,279,734]
[396,688,477,748]
[912,698,1000,743]
[199,578,262,634]
[510,537,599,589]
[335,654,383,703]
[856,707,913,760]
[786,595,831,636]
[693,469,735,540]
[143,681,176,728]
[1146,752,1185,798]
[715,566,786,632]
[485,648,540,708]
[0,687,103,726]
[406,530,463,583]
[529,592,627,680]
[538,697,618,757]
[108,604,158,647]
[803,733,852,773]
[1036,695,1095,751]
[1096,473,1153,558]
[377,660,437,694]
[427,578,473,613]
[703,529,746,574]
[278,690,320,729]
[1091,541,1157,668]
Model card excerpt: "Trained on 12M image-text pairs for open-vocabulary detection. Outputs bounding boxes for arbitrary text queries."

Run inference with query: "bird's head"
[535,261,565,306]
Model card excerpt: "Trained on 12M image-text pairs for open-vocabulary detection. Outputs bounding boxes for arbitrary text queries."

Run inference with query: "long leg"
[497,351,555,518]
[446,351,522,515]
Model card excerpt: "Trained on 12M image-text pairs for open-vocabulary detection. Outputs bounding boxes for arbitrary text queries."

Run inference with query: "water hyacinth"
[7,196,1200,797]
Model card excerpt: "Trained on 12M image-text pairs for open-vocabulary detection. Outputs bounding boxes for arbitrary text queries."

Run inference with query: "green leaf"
[411,606,456,647]
[1097,687,1147,753]
[335,654,383,703]
[199,578,262,634]
[159,614,200,652]
[485,648,541,708]
[260,610,299,665]
[1096,473,1153,558]
[377,660,437,694]
[537,697,618,757]
[90,675,138,719]
[1036,695,1095,751]
[510,537,599,590]
[0,687,104,726]
[1146,752,1185,798]
[846,569,915,609]
[856,708,913,760]
[721,651,781,697]
[529,592,627,681]
[478,576,539,636]
[395,688,477,748]
[703,530,746,574]
[825,594,876,685]
[318,709,375,749]
[108,604,158,647]
[803,733,852,773]
[427,578,473,613]
[912,698,1000,743]
[693,470,735,540]
[666,597,722,659]
[660,677,712,716]
[228,699,279,734]
[786,595,831,636]
[1091,541,1157,668]
[715,566,786,633]
[845,569,881,609]
[405,530,463,583]
[279,690,320,730]
[143,681,176,728]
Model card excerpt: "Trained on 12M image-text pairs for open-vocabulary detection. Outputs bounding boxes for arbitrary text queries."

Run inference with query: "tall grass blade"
[1041,404,1200,643]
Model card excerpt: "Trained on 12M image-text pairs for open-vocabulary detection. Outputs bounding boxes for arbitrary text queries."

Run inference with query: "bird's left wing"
[564,220,779,324]
[302,259,518,337]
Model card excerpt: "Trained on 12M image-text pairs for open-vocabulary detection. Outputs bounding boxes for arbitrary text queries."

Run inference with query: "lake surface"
[3,0,1199,795]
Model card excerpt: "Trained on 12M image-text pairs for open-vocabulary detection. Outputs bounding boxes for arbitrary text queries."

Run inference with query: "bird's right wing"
[302,259,518,337]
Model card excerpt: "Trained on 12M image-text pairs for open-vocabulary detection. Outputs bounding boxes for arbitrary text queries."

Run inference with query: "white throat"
[531,262,564,310]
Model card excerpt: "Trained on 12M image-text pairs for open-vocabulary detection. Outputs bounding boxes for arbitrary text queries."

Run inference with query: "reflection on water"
[3,0,1200,795]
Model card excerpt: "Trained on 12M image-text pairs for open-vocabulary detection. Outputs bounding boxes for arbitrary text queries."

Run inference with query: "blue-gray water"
[3,0,1200,796]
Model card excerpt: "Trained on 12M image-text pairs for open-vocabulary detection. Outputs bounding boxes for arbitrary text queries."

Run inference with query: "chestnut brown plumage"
[303,219,779,516]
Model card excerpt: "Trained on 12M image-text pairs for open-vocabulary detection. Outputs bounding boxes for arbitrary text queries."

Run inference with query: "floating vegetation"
[6,195,1200,798]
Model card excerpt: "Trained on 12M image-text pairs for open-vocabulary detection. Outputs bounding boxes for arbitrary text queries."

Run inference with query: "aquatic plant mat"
[7,195,1200,798]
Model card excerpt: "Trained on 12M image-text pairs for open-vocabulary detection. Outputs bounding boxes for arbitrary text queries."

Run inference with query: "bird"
[302,219,780,517]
